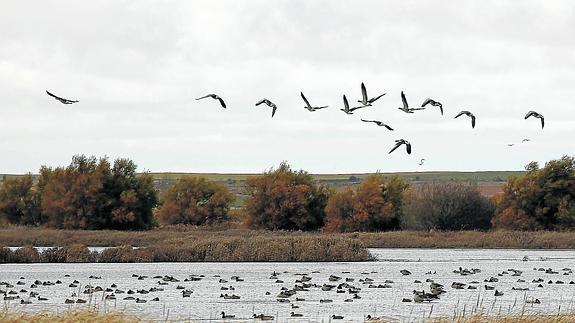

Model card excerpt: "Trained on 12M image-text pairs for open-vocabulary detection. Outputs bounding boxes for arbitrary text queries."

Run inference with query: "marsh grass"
[0,310,140,323]
[431,313,575,323]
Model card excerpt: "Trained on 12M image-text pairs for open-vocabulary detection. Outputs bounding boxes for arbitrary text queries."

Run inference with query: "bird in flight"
[522,139,531,143]
[255,99,277,118]
[360,119,394,131]
[454,110,476,128]
[389,139,411,154]
[196,94,226,109]
[418,158,425,166]
[357,82,385,107]
[300,92,328,112]
[421,98,443,115]
[398,92,424,114]
[46,90,79,104]
[340,95,367,115]
[524,110,544,129]
[507,143,515,147]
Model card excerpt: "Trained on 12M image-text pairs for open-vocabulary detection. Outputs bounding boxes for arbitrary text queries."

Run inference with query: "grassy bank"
[0,310,139,323]
[1,227,575,250]
[431,313,575,323]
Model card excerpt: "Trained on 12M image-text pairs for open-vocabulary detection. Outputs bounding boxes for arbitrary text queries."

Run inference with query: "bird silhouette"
[196,94,226,109]
[421,98,443,115]
[389,139,411,154]
[46,90,79,104]
[300,92,328,112]
[255,99,277,117]
[522,139,531,143]
[454,110,476,128]
[357,82,385,106]
[525,110,544,129]
[419,158,425,166]
[398,92,424,113]
[360,119,393,130]
[340,95,367,115]
[508,143,515,147]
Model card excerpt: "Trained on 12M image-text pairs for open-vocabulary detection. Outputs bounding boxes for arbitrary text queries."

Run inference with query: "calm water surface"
[2,248,575,322]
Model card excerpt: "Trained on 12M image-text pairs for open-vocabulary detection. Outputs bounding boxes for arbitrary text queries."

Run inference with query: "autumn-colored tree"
[156,176,234,225]
[492,156,575,230]
[245,162,330,231]
[37,155,158,230]
[0,175,41,226]
[324,175,409,232]
[402,182,495,231]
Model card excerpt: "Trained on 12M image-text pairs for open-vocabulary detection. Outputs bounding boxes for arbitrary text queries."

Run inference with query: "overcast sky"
[1,1,574,174]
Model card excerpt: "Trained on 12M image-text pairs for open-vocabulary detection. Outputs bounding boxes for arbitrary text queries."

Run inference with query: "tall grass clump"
[0,310,140,323]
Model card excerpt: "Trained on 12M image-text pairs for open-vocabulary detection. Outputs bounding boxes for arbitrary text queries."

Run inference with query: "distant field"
[0,171,517,204]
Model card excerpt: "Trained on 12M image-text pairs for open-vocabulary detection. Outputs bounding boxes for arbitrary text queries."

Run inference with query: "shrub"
[63,244,96,262]
[0,175,41,226]
[402,182,495,231]
[245,162,330,231]
[13,245,41,263]
[156,177,234,225]
[492,156,575,230]
[324,175,408,232]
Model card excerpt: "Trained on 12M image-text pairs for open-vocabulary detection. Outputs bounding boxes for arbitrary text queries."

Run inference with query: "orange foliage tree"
[0,175,40,226]
[245,162,330,231]
[324,175,409,232]
[156,176,234,225]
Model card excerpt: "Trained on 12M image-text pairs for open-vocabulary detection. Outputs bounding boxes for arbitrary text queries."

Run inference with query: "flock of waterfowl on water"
[1,259,573,321]
[46,83,545,158]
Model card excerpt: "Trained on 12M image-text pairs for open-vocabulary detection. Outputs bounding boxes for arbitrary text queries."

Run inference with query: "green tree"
[156,176,234,225]
[493,156,575,230]
[245,162,330,231]
[0,175,41,226]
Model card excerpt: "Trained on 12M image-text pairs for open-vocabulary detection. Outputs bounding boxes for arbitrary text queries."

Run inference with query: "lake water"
[2,248,575,322]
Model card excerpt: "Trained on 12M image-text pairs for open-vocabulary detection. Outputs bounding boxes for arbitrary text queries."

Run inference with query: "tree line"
[1,155,574,231]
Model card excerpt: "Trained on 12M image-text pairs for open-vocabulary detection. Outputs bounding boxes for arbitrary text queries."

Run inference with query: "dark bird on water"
[454,110,476,128]
[340,95,366,115]
[46,90,79,104]
[300,92,328,112]
[421,98,443,115]
[255,98,278,117]
[389,139,411,154]
[357,82,385,106]
[524,110,544,129]
[398,92,424,114]
[360,119,393,131]
[196,94,226,109]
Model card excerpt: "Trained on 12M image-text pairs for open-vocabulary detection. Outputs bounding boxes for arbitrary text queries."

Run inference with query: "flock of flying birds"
[45,84,545,162]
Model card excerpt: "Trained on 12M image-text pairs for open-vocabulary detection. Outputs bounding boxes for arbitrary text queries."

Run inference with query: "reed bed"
[431,313,575,323]
[0,310,140,323]
[2,227,575,251]
[0,235,371,263]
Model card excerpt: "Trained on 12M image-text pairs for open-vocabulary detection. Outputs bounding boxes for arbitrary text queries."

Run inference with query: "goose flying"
[46,90,79,104]
[389,139,411,154]
[360,119,393,130]
[196,94,226,109]
[418,158,425,166]
[524,110,544,129]
[357,82,385,106]
[522,139,531,143]
[255,98,277,117]
[454,110,476,128]
[421,98,443,115]
[300,92,327,112]
[340,95,366,115]
[398,92,424,113]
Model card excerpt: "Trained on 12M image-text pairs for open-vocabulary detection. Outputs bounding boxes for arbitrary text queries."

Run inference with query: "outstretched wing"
[439,106,444,116]
[454,111,465,119]
[524,110,537,119]
[421,98,433,107]
[361,119,374,123]
[540,117,544,129]
[471,115,476,128]
[255,99,267,106]
[46,90,61,100]
[406,142,412,154]
[343,95,349,110]
[401,91,408,109]
[300,92,311,108]
[369,93,386,103]
[388,141,402,154]
[349,105,368,112]
[361,83,368,103]
[383,124,394,131]
[217,97,227,109]
[271,106,277,118]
